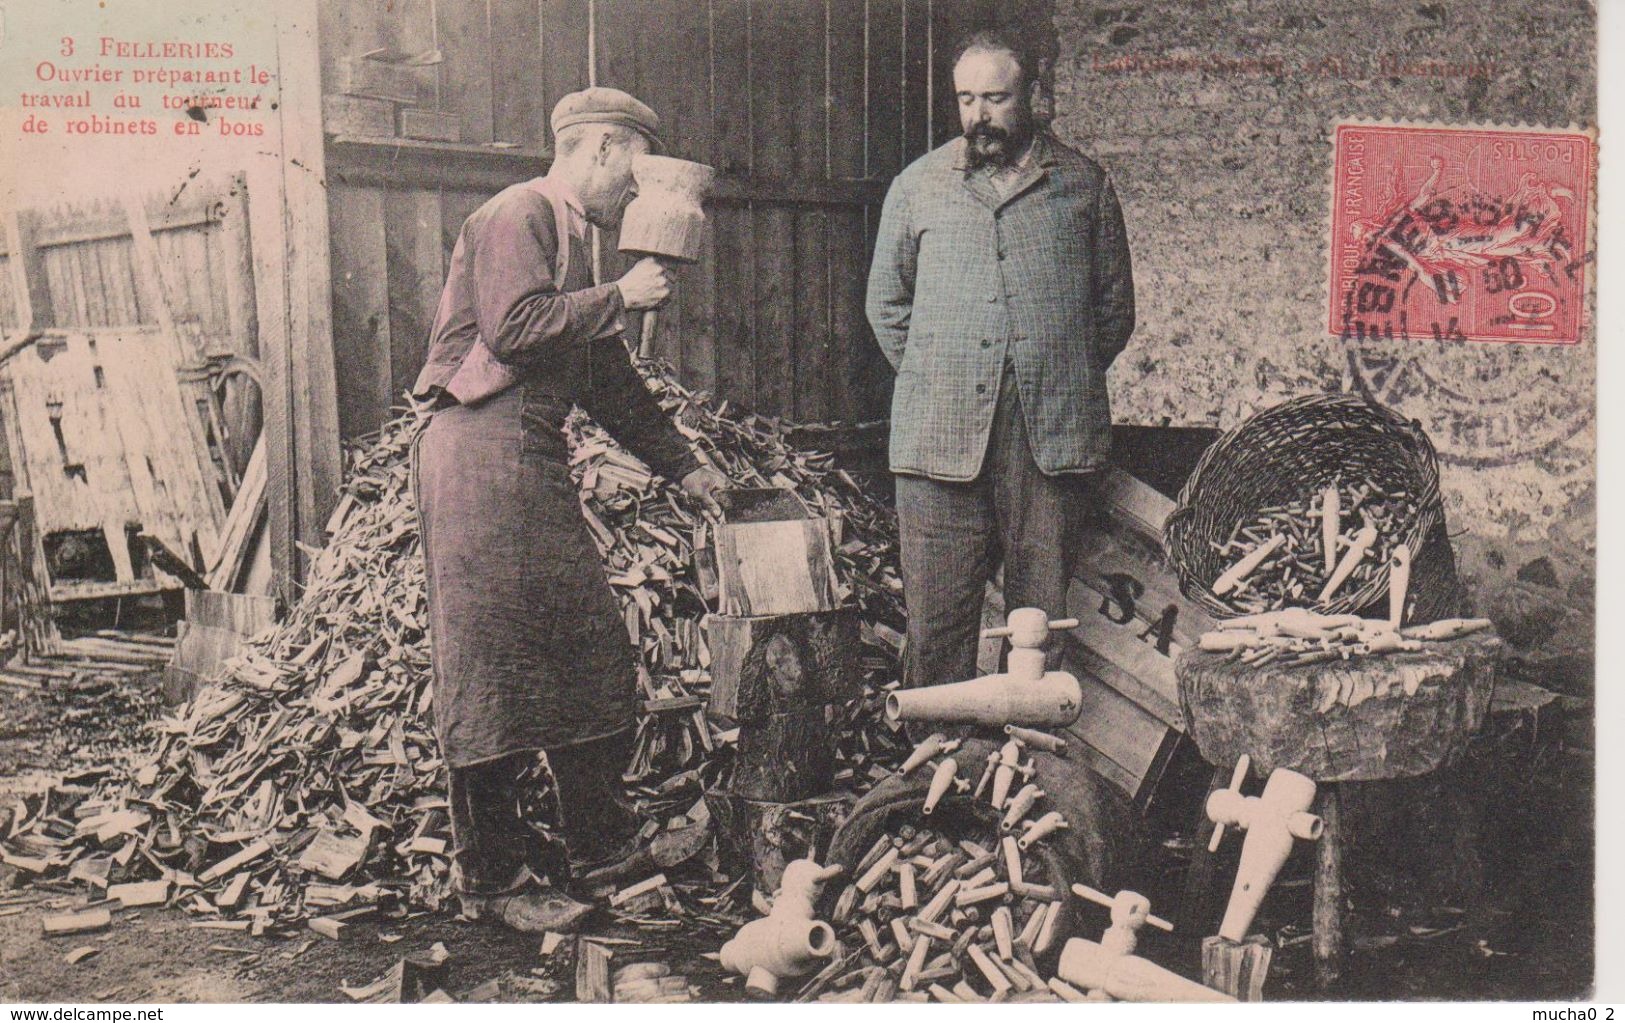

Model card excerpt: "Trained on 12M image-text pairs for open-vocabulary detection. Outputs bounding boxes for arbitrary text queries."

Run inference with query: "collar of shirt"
[526,174,591,242]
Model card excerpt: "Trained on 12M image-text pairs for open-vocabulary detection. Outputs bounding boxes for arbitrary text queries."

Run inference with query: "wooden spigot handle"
[1071,882,1115,910]
[1208,755,1251,853]
[980,616,1080,639]
[1070,884,1174,932]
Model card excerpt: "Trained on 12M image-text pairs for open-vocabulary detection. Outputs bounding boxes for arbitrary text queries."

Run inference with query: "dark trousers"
[448,731,638,894]
[895,368,1091,692]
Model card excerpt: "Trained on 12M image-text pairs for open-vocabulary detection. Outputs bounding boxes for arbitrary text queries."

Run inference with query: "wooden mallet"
[618,155,717,356]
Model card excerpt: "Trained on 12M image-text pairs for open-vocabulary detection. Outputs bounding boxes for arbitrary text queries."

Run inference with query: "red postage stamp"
[1328,122,1593,345]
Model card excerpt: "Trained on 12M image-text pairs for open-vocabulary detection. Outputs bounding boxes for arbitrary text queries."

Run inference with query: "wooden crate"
[1056,468,1219,807]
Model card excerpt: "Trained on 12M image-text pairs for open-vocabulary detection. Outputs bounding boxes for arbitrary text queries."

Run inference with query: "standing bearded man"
[412,87,728,934]
[866,30,1135,693]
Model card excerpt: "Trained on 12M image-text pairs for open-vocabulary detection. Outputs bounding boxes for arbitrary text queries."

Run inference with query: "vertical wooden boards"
[747,0,810,417]
[435,0,495,146]
[826,1,870,424]
[708,0,753,179]
[827,0,867,180]
[539,0,590,132]
[255,0,343,590]
[794,207,832,423]
[866,0,906,181]
[0,331,226,599]
[328,185,394,441]
[862,0,906,426]
[709,0,754,405]
[4,210,54,333]
[219,173,262,478]
[780,2,832,424]
[592,0,644,102]
[245,161,297,599]
[490,0,545,148]
[901,0,932,161]
[383,189,445,404]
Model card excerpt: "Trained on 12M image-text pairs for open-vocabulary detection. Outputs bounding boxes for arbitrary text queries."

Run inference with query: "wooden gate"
[0,181,263,602]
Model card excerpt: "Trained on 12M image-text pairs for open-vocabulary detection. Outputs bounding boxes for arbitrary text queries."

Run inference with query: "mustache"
[965,124,1011,144]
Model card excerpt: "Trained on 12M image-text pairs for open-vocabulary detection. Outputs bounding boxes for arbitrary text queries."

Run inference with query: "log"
[705,610,859,722]
[714,518,839,616]
[732,709,834,802]
[1176,630,1501,781]
[704,790,852,895]
[1201,935,1272,1001]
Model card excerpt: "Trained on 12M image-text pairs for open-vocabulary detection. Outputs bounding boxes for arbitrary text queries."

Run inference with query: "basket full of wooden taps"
[1164,393,1467,626]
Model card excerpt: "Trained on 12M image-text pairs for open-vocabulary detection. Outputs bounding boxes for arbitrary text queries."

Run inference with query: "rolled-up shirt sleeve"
[472,199,625,371]
[580,339,702,485]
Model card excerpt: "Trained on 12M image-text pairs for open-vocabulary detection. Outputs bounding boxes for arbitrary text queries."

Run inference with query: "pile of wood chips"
[0,365,912,938]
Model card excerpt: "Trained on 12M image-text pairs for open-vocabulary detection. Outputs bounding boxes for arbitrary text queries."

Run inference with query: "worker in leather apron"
[410,87,727,934]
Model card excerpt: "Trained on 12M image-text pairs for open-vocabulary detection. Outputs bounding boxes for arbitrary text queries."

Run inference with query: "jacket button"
[997,250,1007,260]
[980,339,991,348]
[986,292,999,303]
[976,383,987,395]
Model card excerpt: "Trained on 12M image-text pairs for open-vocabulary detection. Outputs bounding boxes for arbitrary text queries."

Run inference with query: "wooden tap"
[1317,523,1377,603]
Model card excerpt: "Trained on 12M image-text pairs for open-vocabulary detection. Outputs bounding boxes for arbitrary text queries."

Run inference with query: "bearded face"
[955,47,1036,170]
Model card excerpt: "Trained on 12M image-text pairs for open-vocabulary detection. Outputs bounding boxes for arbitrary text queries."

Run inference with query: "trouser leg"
[546,729,639,867]
[448,752,538,895]
[988,368,1090,669]
[895,469,997,692]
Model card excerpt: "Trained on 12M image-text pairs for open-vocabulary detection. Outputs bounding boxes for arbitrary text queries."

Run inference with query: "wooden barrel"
[1175,630,1502,781]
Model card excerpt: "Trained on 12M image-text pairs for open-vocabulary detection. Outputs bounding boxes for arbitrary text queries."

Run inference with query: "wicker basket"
[1163,393,1464,622]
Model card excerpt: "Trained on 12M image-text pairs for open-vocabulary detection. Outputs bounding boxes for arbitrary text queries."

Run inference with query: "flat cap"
[550,86,661,148]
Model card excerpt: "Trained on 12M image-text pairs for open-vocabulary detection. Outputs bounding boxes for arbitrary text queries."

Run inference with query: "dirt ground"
[0,665,1593,1004]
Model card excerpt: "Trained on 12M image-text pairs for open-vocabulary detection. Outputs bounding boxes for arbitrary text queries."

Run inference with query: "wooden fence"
[319,0,1051,440]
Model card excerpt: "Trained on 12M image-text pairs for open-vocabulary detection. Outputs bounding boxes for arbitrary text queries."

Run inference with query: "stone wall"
[1049,0,1597,691]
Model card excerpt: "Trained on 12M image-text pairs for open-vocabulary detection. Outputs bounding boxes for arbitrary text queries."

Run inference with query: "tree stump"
[1176,630,1502,781]
[732,708,835,802]
[705,791,853,895]
[706,610,859,721]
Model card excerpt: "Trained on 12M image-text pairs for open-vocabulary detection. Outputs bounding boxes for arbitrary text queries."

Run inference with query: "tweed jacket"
[866,132,1135,480]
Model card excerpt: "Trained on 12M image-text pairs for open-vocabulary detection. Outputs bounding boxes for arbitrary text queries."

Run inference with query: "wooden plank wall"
[319,0,1038,441]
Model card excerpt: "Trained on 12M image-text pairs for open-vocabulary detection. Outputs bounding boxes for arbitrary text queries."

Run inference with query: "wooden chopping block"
[706,610,860,722]
[733,708,835,802]
[704,790,852,896]
[1175,629,1502,781]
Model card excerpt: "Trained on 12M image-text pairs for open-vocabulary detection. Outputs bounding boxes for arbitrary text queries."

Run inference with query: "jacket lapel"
[953,133,1060,211]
